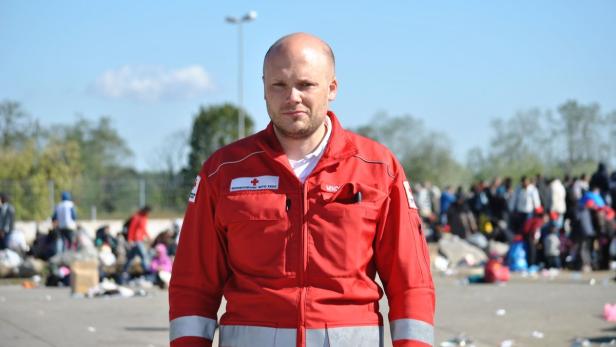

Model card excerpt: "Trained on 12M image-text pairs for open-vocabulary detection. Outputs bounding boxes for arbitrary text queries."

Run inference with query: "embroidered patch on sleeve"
[188,175,201,203]
[403,181,418,209]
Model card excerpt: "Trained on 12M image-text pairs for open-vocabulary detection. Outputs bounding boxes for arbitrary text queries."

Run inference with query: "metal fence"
[0,176,193,221]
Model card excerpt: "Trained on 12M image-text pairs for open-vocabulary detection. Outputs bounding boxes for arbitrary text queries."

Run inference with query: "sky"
[1,1,615,171]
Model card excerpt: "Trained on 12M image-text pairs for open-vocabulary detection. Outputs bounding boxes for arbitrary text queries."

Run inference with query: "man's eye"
[272,82,285,87]
[300,82,314,88]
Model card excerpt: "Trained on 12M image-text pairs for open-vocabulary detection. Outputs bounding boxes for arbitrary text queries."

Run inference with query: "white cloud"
[92,65,214,102]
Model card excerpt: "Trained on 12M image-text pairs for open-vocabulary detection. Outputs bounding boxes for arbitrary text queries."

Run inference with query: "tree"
[485,109,547,178]
[0,100,33,149]
[183,104,254,180]
[556,100,603,169]
[145,130,191,214]
[468,100,614,181]
[48,116,135,214]
[54,116,133,177]
[355,112,467,187]
[0,106,139,219]
[0,100,83,219]
[0,134,82,220]
[605,110,616,167]
[149,129,190,177]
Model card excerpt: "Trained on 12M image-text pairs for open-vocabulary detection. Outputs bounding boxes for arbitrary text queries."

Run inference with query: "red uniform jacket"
[169,112,435,347]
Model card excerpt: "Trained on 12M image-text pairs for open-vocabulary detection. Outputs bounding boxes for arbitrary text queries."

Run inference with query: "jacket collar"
[257,111,358,162]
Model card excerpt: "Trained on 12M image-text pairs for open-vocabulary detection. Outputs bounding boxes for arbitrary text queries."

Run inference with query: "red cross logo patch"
[230,175,279,192]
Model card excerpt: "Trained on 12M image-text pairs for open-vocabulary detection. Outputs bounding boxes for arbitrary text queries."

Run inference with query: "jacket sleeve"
[375,161,435,347]
[169,170,228,347]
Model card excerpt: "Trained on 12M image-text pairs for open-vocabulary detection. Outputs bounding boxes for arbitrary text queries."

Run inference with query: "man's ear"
[328,78,338,101]
[262,75,266,100]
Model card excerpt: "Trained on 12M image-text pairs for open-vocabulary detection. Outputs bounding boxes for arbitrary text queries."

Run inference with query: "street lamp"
[225,11,257,140]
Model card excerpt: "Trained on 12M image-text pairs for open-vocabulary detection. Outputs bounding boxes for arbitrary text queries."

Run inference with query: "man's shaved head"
[262,32,338,146]
[263,32,335,76]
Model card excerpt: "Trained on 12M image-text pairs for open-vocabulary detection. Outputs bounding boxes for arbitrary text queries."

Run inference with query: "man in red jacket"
[169,33,435,347]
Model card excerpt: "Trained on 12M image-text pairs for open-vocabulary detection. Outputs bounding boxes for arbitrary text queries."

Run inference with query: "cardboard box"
[70,259,99,294]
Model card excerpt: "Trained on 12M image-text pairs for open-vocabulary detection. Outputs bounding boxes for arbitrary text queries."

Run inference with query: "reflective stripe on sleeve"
[169,315,217,341]
[390,319,434,346]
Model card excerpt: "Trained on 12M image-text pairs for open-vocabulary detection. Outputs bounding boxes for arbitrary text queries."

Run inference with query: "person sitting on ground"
[447,190,478,239]
[543,214,562,269]
[150,243,173,288]
[151,229,175,257]
[95,225,118,253]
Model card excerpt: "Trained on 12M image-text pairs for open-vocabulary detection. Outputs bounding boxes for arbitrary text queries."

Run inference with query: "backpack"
[507,240,528,272]
[484,259,510,283]
[121,216,133,238]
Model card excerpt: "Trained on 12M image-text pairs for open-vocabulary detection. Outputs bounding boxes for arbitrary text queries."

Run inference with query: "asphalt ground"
[0,270,615,347]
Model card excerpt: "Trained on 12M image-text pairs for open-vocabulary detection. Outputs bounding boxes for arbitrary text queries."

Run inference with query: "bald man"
[169,33,435,347]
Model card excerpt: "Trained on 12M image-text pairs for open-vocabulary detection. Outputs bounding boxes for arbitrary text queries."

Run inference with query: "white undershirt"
[288,116,332,183]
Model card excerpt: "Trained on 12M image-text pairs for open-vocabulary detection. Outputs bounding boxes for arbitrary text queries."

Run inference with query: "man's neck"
[275,121,327,161]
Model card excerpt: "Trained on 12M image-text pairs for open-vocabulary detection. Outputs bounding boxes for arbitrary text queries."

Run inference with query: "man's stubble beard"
[273,120,322,140]
[269,109,325,140]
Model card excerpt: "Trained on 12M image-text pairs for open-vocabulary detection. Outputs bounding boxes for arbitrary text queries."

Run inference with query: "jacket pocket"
[309,183,386,277]
[217,192,289,278]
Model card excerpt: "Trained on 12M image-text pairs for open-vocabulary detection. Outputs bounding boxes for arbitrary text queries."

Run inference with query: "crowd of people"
[416,162,616,272]
[1,162,616,289]
[0,192,179,289]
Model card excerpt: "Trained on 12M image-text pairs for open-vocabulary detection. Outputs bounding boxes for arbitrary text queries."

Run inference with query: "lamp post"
[225,11,257,140]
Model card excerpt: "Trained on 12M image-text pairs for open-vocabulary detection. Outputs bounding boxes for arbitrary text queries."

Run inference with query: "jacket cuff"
[170,315,217,346]
[390,318,434,346]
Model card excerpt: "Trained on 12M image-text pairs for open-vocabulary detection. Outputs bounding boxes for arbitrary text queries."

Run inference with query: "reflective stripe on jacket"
[169,111,435,347]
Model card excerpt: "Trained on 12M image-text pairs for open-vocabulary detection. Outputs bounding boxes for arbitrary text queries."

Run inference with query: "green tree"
[51,116,135,214]
[355,112,467,187]
[556,100,603,169]
[467,100,615,181]
[487,109,546,178]
[0,101,138,219]
[0,135,82,220]
[184,104,255,180]
[605,110,616,166]
[0,100,36,149]
[54,116,133,176]
[145,130,191,214]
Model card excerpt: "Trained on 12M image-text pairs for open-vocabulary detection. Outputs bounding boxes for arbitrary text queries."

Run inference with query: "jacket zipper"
[298,181,308,347]
[287,160,338,347]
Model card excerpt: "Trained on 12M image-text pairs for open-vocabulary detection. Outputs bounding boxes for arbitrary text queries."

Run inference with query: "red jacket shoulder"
[200,131,266,178]
[343,129,402,178]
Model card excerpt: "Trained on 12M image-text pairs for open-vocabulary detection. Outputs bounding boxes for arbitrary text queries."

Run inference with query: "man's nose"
[286,87,301,103]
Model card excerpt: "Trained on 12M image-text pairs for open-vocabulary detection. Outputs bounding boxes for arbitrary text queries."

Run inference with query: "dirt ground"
[0,270,614,347]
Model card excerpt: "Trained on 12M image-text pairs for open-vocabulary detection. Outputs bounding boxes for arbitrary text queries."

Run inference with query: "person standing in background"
[121,205,152,282]
[548,177,567,229]
[512,176,542,234]
[52,191,77,252]
[0,193,16,250]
